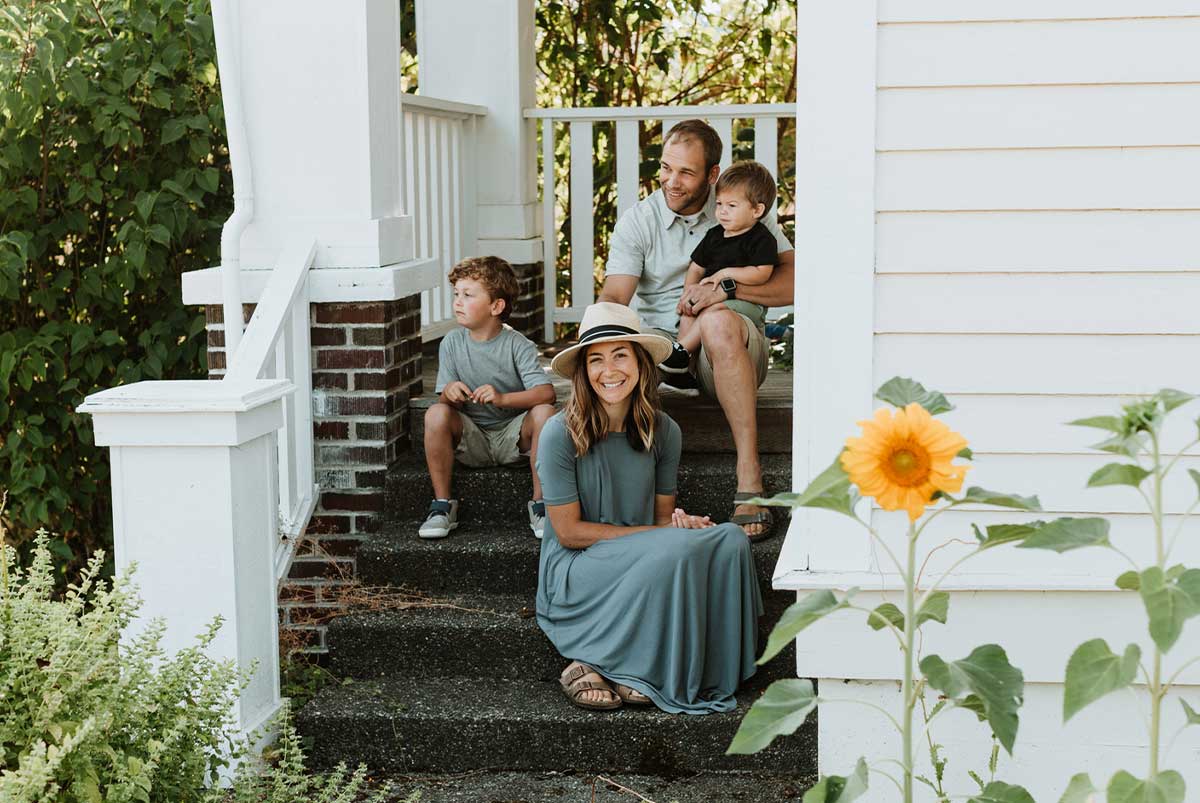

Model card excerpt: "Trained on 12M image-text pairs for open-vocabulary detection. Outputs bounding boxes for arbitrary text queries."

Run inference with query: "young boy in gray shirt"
[420,257,557,540]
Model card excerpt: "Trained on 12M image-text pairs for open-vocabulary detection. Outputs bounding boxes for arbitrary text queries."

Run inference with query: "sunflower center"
[883,443,931,487]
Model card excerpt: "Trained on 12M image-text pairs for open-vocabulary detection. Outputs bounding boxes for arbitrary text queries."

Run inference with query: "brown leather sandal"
[613,683,654,707]
[731,491,777,543]
[559,661,621,711]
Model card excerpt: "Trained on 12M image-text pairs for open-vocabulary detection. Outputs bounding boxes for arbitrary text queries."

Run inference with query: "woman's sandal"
[731,491,777,543]
[613,683,654,707]
[559,661,622,711]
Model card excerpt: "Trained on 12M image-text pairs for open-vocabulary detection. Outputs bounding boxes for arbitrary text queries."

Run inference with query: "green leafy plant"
[1052,390,1199,802]
[0,527,245,801]
[0,0,230,570]
[728,377,1105,802]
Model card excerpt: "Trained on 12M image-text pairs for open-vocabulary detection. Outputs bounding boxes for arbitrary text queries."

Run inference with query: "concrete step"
[384,451,792,522]
[372,769,813,802]
[326,592,799,684]
[358,517,792,598]
[295,675,816,776]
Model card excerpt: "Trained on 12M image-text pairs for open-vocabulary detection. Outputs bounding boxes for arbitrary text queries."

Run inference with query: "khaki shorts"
[455,411,528,468]
[657,309,769,397]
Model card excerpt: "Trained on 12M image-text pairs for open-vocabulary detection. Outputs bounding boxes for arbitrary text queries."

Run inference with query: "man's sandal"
[559,661,621,711]
[613,683,654,707]
[731,491,777,543]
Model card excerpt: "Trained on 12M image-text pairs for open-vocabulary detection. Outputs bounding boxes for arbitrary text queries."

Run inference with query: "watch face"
[720,278,736,296]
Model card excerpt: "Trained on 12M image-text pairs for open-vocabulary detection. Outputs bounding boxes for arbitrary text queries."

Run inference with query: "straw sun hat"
[549,302,673,378]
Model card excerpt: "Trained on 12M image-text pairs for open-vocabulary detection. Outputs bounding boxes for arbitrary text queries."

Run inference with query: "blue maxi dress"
[535,411,763,714]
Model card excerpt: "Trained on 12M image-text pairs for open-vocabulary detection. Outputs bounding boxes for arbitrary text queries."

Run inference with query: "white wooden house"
[78,0,1200,797]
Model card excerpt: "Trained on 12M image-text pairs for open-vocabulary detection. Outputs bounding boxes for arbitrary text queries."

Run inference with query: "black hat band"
[577,323,639,345]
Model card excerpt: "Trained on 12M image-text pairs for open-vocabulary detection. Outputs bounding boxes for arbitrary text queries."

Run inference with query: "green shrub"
[0,530,245,800]
[0,0,230,571]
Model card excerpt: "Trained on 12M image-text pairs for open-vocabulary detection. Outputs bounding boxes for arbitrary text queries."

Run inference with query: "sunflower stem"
[1149,427,1165,778]
[902,521,918,802]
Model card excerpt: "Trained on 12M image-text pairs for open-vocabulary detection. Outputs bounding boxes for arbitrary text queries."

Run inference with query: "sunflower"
[840,402,970,521]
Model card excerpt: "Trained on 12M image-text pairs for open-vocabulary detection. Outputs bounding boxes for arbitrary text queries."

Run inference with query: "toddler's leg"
[519,403,558,501]
[424,403,464,499]
[677,312,702,354]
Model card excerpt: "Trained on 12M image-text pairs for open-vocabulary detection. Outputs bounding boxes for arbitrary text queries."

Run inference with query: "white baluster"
[438,118,454,324]
[754,116,779,216]
[711,117,733,170]
[569,120,595,312]
[542,118,556,343]
[616,119,639,217]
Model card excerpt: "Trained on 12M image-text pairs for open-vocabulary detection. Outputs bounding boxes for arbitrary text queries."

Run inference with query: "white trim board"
[181,258,440,305]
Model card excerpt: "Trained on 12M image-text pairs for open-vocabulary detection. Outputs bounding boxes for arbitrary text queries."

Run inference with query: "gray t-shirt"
[605,188,793,333]
[434,326,551,430]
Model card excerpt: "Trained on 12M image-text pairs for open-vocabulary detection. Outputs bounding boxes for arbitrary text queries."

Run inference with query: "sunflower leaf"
[1116,570,1141,591]
[1058,774,1098,803]
[1106,770,1185,803]
[1063,639,1140,721]
[1087,462,1151,488]
[759,589,855,665]
[1156,388,1195,413]
[1092,432,1148,460]
[1139,566,1200,652]
[920,645,1024,754]
[800,758,870,802]
[866,603,903,631]
[1188,469,1200,500]
[1016,517,1112,553]
[1068,415,1124,433]
[745,454,858,518]
[977,522,1043,550]
[967,781,1036,803]
[1180,698,1200,726]
[917,591,950,626]
[956,487,1043,511]
[958,447,974,460]
[726,679,817,755]
[875,377,954,415]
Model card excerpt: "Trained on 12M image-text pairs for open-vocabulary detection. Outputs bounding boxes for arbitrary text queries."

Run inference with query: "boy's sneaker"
[527,500,546,540]
[418,499,458,540]
[658,341,691,374]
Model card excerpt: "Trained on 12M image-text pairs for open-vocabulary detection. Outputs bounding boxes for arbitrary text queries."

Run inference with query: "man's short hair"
[715,161,777,218]
[663,119,723,172]
[448,256,519,321]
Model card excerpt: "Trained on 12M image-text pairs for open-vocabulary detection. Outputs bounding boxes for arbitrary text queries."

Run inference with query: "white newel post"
[78,380,293,738]
[230,0,413,269]
[416,0,540,266]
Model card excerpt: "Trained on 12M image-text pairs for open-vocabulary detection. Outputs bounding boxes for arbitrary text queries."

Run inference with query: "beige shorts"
[658,309,769,397]
[455,411,528,468]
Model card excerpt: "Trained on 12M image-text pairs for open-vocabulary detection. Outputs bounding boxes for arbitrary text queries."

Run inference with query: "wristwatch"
[719,277,737,300]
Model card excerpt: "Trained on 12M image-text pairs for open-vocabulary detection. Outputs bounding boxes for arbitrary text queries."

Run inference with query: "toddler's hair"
[715,161,776,219]
[448,256,519,321]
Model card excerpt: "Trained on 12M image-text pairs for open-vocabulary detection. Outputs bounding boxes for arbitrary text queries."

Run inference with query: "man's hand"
[443,381,472,405]
[471,384,503,405]
[677,280,726,315]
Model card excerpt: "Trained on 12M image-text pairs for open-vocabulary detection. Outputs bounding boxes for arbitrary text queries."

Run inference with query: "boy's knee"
[529,403,556,427]
[425,403,456,430]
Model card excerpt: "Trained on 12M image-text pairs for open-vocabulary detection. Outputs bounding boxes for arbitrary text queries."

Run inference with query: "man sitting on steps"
[597,118,795,540]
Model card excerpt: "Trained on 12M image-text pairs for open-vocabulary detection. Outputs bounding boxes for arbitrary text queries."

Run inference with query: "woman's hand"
[671,508,712,529]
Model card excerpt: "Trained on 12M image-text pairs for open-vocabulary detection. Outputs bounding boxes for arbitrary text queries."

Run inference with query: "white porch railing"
[225,239,319,578]
[525,103,796,341]
[402,94,487,341]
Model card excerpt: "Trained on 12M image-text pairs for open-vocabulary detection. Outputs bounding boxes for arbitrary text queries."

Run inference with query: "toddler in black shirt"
[673,161,777,361]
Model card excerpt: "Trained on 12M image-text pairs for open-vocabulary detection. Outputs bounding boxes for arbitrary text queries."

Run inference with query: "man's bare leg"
[697,308,765,537]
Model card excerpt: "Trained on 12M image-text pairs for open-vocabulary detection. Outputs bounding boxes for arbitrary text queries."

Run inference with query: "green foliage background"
[0,0,796,574]
[0,0,229,572]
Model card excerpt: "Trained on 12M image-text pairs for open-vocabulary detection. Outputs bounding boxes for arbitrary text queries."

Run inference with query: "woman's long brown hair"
[564,341,661,456]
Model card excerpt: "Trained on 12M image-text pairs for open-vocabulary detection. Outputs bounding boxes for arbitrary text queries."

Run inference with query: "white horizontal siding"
[875,334,1200,394]
[878,17,1200,87]
[878,84,1200,150]
[879,1,1200,23]
[938,394,1200,455]
[875,273,1200,334]
[877,147,1200,211]
[874,509,1200,579]
[876,211,1200,272]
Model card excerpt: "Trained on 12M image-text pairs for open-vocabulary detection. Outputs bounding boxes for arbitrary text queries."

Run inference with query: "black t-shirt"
[689,221,777,279]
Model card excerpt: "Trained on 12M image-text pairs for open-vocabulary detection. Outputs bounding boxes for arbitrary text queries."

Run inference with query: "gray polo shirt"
[605,188,793,333]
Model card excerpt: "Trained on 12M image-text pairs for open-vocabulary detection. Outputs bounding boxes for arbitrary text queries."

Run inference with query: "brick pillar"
[505,261,545,344]
[204,297,423,654]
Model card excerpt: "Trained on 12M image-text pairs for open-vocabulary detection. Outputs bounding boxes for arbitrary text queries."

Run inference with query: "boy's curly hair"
[448,256,519,321]
[715,161,777,219]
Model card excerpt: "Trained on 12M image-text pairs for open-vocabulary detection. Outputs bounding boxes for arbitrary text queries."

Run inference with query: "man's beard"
[662,184,709,216]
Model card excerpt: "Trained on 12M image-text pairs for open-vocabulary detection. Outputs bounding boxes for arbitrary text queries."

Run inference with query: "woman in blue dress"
[535,302,763,714]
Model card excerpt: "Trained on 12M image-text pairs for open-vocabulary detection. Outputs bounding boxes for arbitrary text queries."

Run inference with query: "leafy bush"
[0,0,230,570]
[0,530,245,801]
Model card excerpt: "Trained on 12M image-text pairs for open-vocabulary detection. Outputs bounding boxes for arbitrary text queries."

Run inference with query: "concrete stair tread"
[326,591,799,684]
[296,674,814,775]
[372,769,810,802]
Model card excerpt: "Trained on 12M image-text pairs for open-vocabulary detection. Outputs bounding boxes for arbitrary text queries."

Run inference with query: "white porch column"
[416,0,541,265]
[78,380,293,736]
[227,0,413,269]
